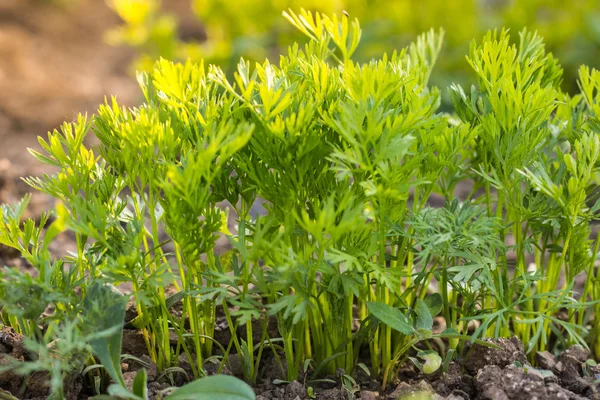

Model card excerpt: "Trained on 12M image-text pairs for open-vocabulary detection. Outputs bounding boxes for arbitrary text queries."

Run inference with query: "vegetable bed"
[2,9,600,400]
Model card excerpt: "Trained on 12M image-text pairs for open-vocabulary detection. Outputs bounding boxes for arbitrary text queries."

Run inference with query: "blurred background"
[1,0,599,212]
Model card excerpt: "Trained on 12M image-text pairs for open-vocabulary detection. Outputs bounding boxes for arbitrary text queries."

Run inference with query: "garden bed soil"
[2,326,600,400]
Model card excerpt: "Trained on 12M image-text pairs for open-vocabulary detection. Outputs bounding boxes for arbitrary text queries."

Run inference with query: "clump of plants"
[1,8,600,399]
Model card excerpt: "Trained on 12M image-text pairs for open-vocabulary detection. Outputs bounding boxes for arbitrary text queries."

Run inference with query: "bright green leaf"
[366,302,414,335]
[166,375,255,400]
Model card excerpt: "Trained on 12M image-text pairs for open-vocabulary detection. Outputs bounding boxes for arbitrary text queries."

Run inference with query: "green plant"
[450,28,600,354]
[3,7,600,399]
[366,299,496,389]
[164,375,255,400]
[85,288,256,400]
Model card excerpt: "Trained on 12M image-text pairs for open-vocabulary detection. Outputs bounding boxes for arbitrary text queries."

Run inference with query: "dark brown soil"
[4,324,600,400]
[249,338,600,400]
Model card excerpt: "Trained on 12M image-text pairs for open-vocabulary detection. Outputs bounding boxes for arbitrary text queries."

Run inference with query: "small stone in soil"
[123,371,137,391]
[535,351,556,370]
[359,390,379,400]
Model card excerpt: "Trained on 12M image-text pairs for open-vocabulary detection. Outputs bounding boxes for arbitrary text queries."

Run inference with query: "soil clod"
[0,327,27,360]
[475,364,585,400]
[535,351,556,370]
[121,329,149,358]
[464,337,527,375]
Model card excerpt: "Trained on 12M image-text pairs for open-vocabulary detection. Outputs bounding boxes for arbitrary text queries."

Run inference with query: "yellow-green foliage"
[106,0,600,94]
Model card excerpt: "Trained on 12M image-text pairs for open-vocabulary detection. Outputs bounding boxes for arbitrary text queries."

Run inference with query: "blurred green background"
[104,0,600,99]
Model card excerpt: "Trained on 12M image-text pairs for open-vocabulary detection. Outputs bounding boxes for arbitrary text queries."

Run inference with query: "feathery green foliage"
[2,9,600,398]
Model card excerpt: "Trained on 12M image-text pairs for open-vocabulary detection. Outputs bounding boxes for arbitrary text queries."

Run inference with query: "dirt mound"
[0,0,138,168]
